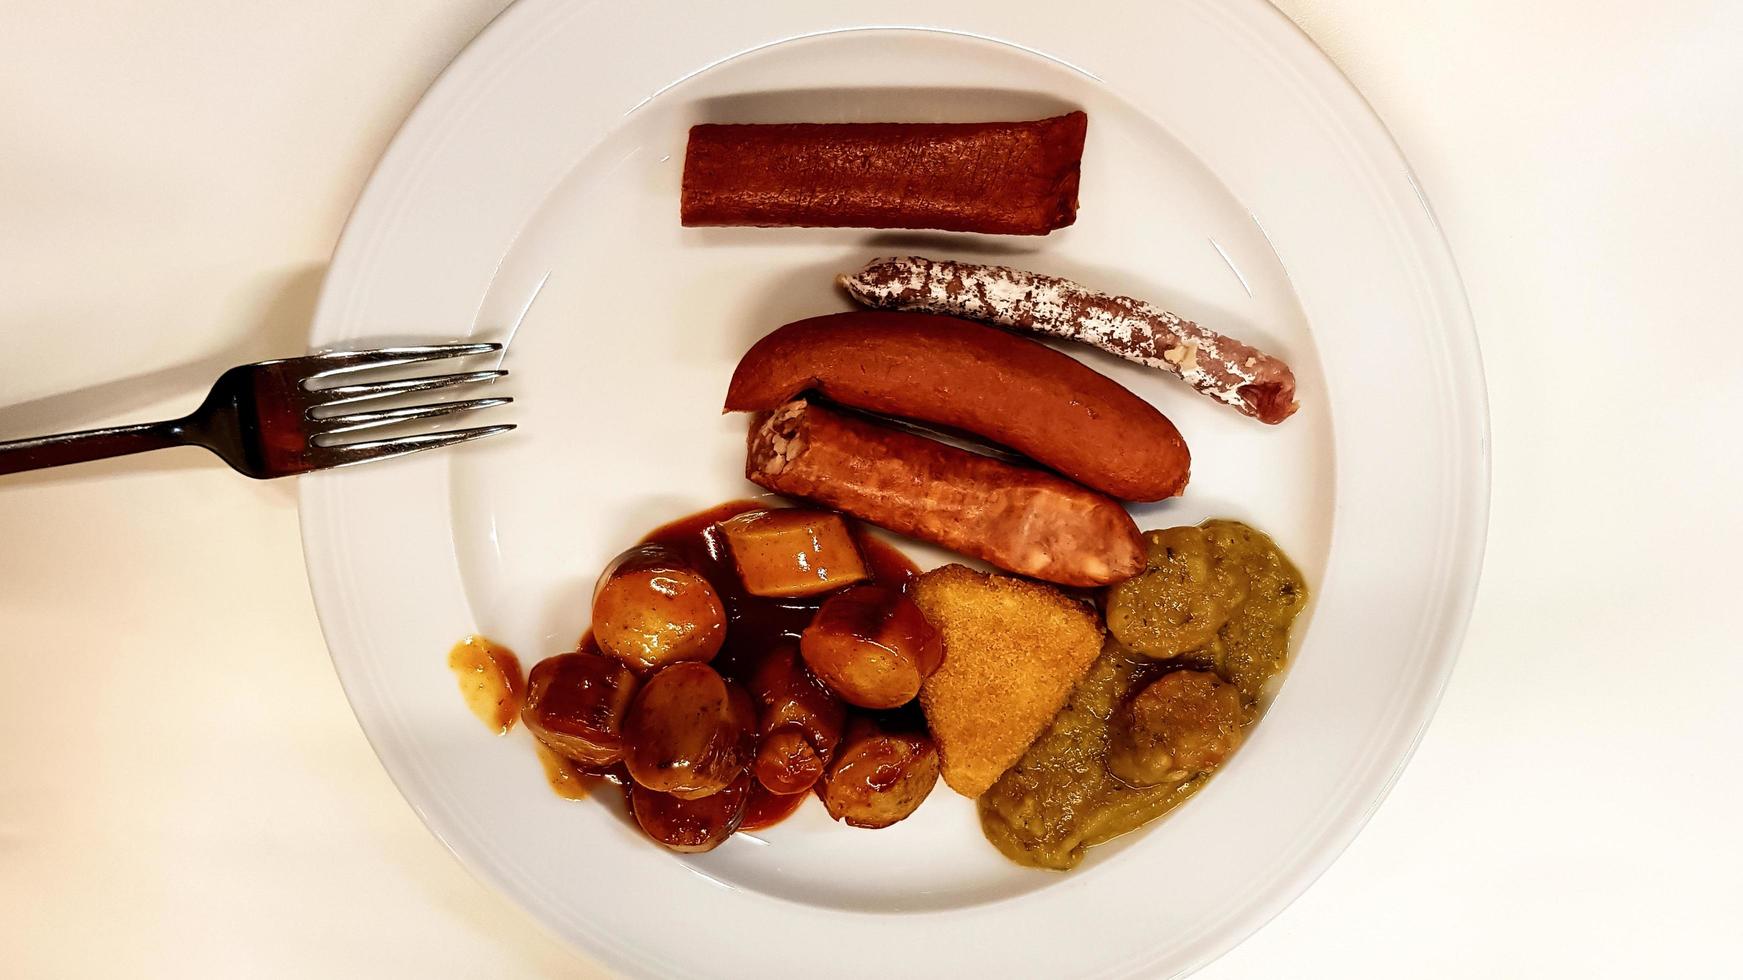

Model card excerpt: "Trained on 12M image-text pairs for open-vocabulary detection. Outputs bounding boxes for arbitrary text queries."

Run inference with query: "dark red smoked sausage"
[725,312,1190,501]
[745,399,1144,587]
[681,113,1087,235]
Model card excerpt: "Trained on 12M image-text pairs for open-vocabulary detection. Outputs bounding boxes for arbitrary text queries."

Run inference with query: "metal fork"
[0,343,513,478]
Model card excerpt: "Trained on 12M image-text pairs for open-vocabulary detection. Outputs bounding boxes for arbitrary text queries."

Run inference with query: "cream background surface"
[2,2,1739,975]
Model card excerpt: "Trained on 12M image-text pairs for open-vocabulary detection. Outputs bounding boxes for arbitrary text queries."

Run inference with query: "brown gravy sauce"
[455,501,919,834]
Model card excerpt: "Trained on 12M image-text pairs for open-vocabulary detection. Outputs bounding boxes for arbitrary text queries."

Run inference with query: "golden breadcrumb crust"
[914,564,1105,797]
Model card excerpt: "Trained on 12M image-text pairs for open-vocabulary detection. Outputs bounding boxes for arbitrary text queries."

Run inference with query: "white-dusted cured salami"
[841,256,1299,424]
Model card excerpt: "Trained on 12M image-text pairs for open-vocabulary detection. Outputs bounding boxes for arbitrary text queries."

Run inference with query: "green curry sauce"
[979,520,1307,870]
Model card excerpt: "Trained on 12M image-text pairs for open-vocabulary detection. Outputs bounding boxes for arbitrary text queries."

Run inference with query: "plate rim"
[298,1,1490,976]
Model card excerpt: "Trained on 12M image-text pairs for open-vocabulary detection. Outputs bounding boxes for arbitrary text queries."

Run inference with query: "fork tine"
[311,424,517,469]
[301,343,502,379]
[316,396,512,435]
[313,369,507,406]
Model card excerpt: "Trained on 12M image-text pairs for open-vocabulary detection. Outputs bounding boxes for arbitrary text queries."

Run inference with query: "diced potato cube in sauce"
[718,509,869,597]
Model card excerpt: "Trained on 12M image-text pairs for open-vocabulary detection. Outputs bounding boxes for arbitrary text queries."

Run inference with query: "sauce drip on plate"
[535,741,603,801]
[447,635,524,734]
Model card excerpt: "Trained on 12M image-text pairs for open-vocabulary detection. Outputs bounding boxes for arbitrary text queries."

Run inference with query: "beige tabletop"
[3,1,1739,976]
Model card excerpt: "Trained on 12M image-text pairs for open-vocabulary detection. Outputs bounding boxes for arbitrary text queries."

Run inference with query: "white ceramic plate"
[300,1,1487,976]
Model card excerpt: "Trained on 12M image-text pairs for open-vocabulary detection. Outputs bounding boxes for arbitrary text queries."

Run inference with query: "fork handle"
[0,419,193,476]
